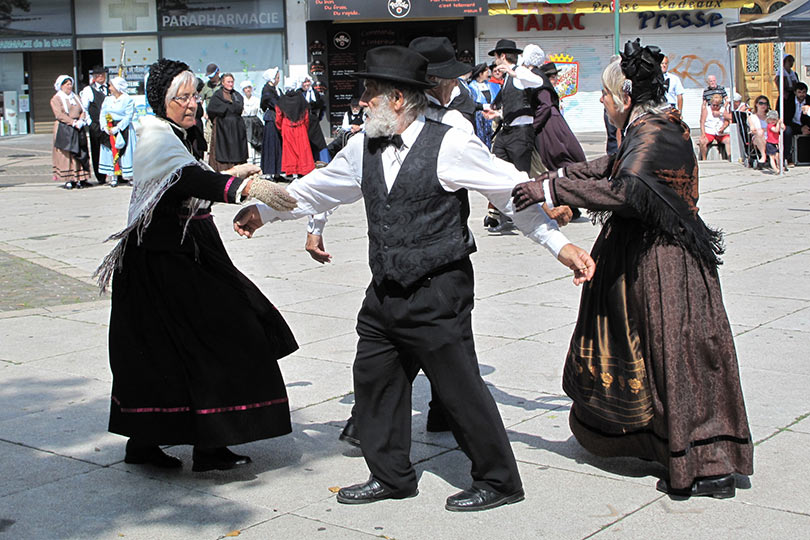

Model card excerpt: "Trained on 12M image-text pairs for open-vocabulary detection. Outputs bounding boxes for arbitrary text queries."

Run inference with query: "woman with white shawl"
[99,76,137,186]
[96,58,300,472]
[50,75,91,189]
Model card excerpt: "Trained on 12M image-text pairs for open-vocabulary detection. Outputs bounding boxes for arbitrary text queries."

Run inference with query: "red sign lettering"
[515,14,585,31]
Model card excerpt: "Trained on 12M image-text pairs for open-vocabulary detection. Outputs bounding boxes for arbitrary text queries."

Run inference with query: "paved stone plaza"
[1,134,808,539]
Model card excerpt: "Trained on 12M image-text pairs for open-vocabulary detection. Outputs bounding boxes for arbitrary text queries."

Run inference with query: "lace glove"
[248,177,297,212]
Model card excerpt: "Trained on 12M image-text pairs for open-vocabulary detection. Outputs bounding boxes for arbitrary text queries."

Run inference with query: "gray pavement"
[1,132,809,539]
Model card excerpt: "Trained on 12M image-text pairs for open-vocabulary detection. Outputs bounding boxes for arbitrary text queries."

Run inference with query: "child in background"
[765,109,786,171]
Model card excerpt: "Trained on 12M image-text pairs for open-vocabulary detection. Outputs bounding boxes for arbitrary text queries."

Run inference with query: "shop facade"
[304,0,485,133]
[0,0,287,136]
[480,1,743,131]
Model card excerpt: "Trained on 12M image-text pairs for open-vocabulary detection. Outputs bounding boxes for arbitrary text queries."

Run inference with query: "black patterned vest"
[362,120,477,288]
[498,72,532,125]
[86,84,107,124]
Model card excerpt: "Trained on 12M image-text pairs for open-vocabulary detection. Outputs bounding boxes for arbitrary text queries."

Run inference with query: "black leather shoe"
[63,182,75,190]
[445,487,525,512]
[79,180,92,188]
[336,477,417,504]
[656,474,735,499]
[124,440,182,468]
[339,417,361,447]
[425,408,451,433]
[192,447,252,472]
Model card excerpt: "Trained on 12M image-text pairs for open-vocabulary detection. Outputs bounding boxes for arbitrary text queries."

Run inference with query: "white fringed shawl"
[94,115,214,291]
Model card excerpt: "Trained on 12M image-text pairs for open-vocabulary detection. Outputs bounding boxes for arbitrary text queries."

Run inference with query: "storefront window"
[161,33,284,89]
[0,53,27,136]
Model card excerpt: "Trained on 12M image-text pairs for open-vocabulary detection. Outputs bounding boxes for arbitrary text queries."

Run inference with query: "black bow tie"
[368,134,404,153]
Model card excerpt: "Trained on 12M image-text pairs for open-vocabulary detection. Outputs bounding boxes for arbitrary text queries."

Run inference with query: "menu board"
[308,0,486,21]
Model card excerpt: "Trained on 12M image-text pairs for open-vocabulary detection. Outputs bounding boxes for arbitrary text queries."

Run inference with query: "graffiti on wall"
[670,54,728,86]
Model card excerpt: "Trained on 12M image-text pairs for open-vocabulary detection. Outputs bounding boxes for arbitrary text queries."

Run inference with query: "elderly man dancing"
[233,46,594,512]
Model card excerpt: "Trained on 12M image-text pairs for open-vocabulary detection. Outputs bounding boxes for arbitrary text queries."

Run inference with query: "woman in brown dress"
[51,75,91,189]
[512,40,753,499]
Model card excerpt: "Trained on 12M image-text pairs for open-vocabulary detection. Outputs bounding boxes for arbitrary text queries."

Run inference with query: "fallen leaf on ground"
[224,531,240,537]
[328,486,340,493]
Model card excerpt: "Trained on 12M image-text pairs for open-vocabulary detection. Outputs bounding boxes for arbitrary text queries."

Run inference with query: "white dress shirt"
[242,94,261,118]
[257,115,570,257]
[424,86,474,134]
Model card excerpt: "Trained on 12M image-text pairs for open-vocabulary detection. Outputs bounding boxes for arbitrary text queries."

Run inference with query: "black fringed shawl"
[597,109,724,268]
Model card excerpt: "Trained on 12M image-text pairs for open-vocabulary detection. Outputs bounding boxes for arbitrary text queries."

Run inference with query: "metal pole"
[779,41,784,175]
[728,44,735,163]
[614,0,621,54]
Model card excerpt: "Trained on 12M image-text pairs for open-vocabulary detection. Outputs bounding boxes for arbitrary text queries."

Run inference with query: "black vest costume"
[495,72,532,125]
[361,120,477,288]
[87,85,107,133]
[348,109,364,126]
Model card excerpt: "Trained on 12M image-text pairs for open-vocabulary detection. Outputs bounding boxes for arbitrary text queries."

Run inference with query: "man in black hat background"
[200,63,221,148]
[233,45,595,512]
[483,39,536,232]
[79,65,109,185]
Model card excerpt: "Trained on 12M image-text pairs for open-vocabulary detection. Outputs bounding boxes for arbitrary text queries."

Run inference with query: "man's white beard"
[364,95,399,138]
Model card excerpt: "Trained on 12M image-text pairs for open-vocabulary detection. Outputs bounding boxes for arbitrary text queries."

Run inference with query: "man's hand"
[542,203,573,226]
[556,243,595,285]
[482,109,502,121]
[305,233,332,264]
[350,125,362,133]
[802,125,810,135]
[224,163,261,178]
[511,180,545,212]
[233,205,264,238]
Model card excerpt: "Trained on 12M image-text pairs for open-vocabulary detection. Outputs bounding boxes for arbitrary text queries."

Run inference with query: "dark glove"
[512,174,549,212]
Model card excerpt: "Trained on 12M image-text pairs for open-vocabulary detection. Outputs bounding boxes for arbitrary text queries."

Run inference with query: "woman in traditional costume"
[95,59,299,472]
[207,73,248,172]
[99,76,137,186]
[275,89,315,179]
[50,75,91,189]
[240,79,263,166]
[512,40,753,498]
[259,67,283,178]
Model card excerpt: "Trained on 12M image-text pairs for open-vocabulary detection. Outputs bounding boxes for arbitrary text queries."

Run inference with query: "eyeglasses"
[171,93,202,105]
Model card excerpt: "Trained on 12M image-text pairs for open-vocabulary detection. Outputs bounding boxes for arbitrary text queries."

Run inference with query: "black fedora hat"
[352,46,436,89]
[90,65,106,75]
[488,39,523,57]
[408,36,472,79]
[540,62,559,77]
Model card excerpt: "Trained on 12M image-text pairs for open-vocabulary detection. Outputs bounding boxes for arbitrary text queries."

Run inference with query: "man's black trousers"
[352,258,522,496]
[88,126,105,182]
[492,124,534,173]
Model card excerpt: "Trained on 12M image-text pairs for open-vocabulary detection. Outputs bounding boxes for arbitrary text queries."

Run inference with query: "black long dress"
[530,67,585,170]
[260,82,282,175]
[108,126,297,447]
[207,88,248,171]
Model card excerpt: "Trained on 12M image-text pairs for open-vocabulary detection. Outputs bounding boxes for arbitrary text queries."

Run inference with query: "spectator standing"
[783,81,810,164]
[200,63,221,148]
[276,89,315,178]
[774,54,799,95]
[765,109,786,171]
[207,73,248,172]
[702,75,727,104]
[661,55,684,111]
[79,65,109,185]
[468,63,494,148]
[301,75,328,163]
[260,67,283,178]
[51,75,91,189]
[241,79,263,166]
[99,76,136,186]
